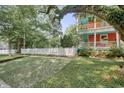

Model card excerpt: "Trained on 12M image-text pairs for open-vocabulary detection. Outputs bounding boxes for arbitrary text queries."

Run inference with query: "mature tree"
[0,5,62,55]
[0,6,16,55]
[61,24,79,48]
[46,5,124,38]
[15,6,40,53]
[59,5,124,38]
[61,34,74,48]
[65,24,79,46]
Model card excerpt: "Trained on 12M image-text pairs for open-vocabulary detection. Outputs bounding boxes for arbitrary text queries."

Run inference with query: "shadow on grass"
[0,56,71,88]
[0,55,27,63]
[33,57,124,88]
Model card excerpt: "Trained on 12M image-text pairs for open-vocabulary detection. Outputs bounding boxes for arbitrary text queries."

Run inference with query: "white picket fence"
[0,48,77,57]
[0,49,16,55]
[21,48,77,57]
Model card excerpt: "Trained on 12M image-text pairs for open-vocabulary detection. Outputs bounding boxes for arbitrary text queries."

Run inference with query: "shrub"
[90,50,108,58]
[106,47,124,58]
[77,48,92,57]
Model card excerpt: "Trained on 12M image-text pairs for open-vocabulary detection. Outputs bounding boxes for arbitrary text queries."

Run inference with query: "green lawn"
[0,56,124,88]
[0,55,25,63]
[0,55,12,60]
[0,56,71,87]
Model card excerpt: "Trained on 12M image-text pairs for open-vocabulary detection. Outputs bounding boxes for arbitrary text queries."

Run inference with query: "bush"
[90,50,108,58]
[77,48,92,57]
[106,47,124,58]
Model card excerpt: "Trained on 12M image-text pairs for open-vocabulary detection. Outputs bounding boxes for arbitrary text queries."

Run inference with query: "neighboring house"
[76,15,121,49]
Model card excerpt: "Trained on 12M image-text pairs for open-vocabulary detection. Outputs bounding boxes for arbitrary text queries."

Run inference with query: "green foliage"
[60,5,124,38]
[0,6,62,50]
[49,36,61,47]
[61,24,79,48]
[107,8,124,28]
[60,34,74,48]
[77,48,92,57]
[106,47,124,58]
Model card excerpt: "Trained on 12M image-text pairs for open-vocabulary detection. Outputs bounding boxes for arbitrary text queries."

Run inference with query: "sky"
[57,6,76,33]
[60,13,76,34]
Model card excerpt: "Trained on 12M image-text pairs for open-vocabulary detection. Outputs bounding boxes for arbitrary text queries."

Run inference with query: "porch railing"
[79,41,117,48]
[79,26,115,34]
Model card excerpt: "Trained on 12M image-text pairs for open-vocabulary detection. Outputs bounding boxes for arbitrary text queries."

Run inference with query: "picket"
[21,48,77,57]
[0,49,16,55]
[0,48,77,57]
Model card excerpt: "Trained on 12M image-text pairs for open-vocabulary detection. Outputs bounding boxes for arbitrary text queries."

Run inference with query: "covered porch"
[79,31,120,49]
[79,41,117,49]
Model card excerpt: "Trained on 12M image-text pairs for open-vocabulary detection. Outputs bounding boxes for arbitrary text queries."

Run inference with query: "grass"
[0,55,12,60]
[33,57,124,88]
[0,56,124,88]
[0,56,71,88]
[0,55,25,63]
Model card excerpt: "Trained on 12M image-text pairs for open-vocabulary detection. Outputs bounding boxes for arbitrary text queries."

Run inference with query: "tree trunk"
[8,38,12,56]
[16,38,23,54]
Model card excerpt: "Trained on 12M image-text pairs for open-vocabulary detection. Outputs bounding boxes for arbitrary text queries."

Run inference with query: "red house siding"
[96,34,100,41]
[87,22,102,29]
[88,32,117,42]
[87,22,94,28]
[88,34,100,42]
[108,32,116,41]
[89,35,94,42]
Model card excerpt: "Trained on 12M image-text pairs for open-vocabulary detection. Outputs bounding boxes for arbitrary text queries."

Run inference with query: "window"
[100,34,108,47]
[100,34,108,42]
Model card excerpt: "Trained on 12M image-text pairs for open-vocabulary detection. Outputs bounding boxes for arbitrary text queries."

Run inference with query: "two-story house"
[76,15,121,49]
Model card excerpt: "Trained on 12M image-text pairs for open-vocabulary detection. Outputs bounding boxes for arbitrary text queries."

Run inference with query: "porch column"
[116,31,120,48]
[94,16,96,49]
